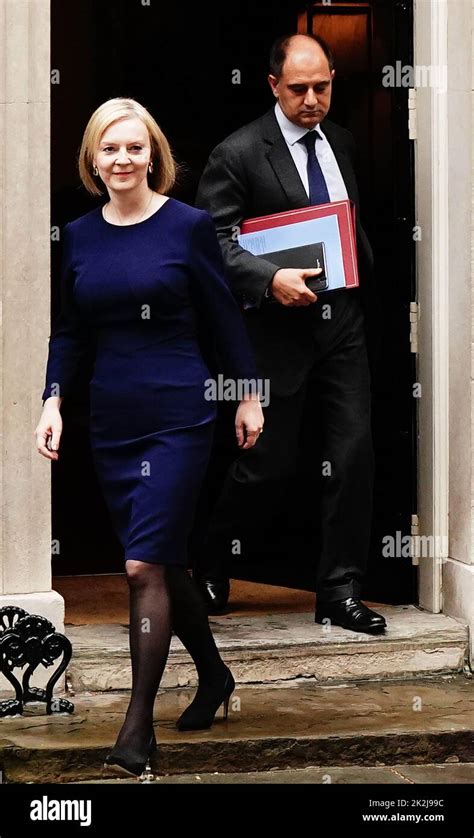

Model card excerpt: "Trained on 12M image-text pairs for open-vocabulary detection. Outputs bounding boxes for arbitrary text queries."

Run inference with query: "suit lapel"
[260,107,358,208]
[319,119,358,206]
[261,108,309,208]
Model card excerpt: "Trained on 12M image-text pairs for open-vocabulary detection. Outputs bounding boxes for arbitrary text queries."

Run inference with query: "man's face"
[268,45,335,129]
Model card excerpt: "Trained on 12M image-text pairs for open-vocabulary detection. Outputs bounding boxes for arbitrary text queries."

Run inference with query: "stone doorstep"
[63,606,469,693]
[76,763,474,784]
[0,675,472,783]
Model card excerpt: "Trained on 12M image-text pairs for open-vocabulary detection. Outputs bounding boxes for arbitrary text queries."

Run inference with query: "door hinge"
[411,513,420,565]
[410,301,419,353]
[408,88,417,140]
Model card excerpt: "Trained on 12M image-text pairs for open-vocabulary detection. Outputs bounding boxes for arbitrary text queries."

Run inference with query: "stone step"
[0,674,472,783]
[74,763,474,784]
[64,606,469,693]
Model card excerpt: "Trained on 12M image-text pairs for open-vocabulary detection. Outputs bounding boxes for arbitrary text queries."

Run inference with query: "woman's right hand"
[34,398,63,461]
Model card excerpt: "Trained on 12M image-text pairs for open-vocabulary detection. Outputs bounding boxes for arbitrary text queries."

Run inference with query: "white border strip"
[430,0,449,607]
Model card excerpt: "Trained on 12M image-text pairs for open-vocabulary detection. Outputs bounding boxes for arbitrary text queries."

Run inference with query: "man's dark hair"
[269,33,335,77]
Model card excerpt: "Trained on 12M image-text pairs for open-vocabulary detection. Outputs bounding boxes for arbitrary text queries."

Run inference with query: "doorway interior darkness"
[50,0,416,604]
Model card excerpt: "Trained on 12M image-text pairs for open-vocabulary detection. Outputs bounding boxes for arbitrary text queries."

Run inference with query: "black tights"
[112,560,227,760]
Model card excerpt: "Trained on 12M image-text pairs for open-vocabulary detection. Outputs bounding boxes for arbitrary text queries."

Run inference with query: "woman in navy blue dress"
[34,98,264,780]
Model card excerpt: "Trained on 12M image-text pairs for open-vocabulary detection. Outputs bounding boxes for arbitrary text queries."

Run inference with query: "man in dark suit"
[193,33,386,634]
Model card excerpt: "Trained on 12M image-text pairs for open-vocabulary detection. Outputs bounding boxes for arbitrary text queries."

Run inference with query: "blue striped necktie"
[298,130,331,205]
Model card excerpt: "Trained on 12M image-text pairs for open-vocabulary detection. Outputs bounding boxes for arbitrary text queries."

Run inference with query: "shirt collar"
[274,101,324,146]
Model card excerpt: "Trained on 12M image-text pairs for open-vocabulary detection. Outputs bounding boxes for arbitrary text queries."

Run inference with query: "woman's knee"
[125,558,167,585]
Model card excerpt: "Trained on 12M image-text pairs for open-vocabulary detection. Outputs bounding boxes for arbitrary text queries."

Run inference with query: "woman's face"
[94,116,152,193]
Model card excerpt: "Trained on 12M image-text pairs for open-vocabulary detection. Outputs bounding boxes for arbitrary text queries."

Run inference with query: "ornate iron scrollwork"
[0,606,74,717]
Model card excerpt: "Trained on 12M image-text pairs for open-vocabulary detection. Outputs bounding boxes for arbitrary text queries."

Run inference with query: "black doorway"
[50,0,416,604]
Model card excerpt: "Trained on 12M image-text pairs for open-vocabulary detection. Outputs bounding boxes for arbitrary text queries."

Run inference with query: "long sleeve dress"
[42,197,259,566]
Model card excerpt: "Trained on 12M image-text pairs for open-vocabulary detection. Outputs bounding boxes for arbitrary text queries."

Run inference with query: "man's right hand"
[270,268,322,307]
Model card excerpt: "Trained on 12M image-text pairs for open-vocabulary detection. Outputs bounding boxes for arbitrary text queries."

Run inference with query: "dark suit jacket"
[195,106,377,396]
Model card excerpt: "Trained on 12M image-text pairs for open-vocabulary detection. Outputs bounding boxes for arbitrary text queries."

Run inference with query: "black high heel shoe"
[176,667,235,731]
[102,727,157,781]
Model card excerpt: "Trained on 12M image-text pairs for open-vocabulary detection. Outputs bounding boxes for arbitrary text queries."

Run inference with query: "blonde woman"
[34,98,264,780]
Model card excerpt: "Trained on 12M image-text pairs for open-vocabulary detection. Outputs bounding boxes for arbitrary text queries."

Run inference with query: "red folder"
[240,199,359,290]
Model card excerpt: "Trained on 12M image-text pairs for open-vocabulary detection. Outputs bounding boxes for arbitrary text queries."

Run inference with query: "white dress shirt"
[274,101,349,202]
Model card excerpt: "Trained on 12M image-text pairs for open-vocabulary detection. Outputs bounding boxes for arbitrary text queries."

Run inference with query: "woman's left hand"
[235,395,265,449]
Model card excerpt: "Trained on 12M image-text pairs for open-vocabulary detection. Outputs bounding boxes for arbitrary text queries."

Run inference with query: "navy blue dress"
[42,198,259,566]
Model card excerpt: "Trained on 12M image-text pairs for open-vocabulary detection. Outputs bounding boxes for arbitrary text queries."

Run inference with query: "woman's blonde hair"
[78,97,178,197]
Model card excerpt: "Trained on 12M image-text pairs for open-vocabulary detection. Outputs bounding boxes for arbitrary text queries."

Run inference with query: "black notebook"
[261,242,328,293]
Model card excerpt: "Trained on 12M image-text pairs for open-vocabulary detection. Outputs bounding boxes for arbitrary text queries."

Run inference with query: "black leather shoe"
[176,666,235,731]
[315,597,387,634]
[103,727,157,781]
[196,577,230,614]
